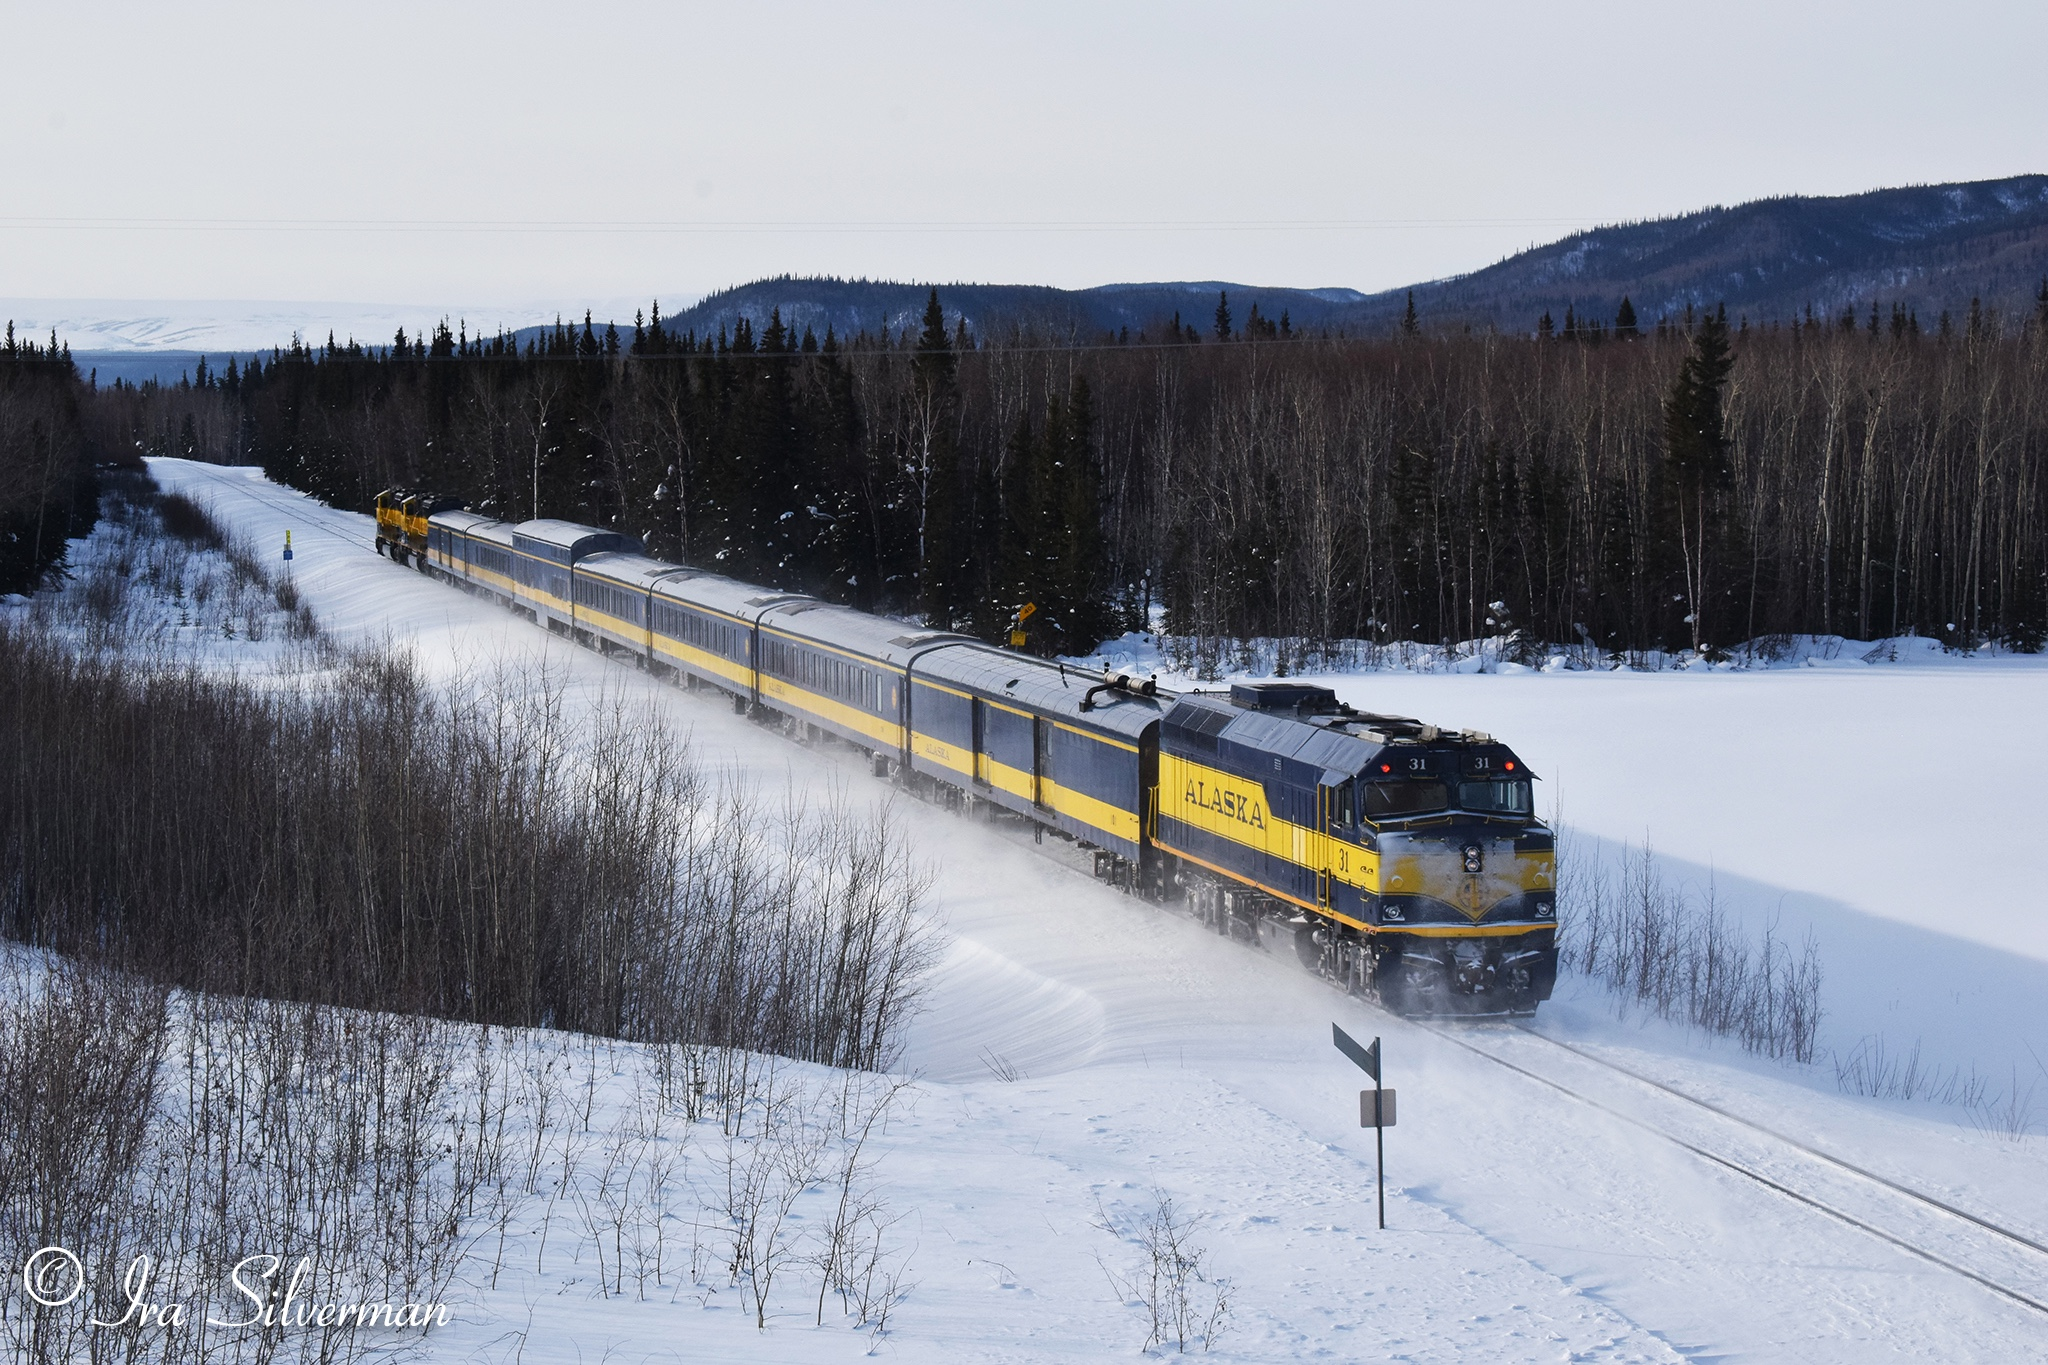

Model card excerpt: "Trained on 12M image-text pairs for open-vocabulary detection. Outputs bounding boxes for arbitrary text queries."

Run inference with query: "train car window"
[1364,780,1448,818]
[1331,781,1356,829]
[1456,779,1533,816]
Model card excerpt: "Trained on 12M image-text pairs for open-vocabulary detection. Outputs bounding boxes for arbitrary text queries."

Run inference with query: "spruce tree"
[912,289,965,626]
[1214,291,1232,342]
[1614,296,1638,339]
[1058,373,1106,651]
[1663,304,1735,653]
[1401,291,1420,336]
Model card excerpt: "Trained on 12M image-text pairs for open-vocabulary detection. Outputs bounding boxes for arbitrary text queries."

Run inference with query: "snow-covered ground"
[30,458,2048,1363]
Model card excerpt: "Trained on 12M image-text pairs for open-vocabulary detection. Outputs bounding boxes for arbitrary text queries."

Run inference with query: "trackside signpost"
[1334,1023,1395,1229]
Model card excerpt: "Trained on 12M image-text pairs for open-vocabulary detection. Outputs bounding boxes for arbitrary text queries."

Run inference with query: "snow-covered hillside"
[28,459,2046,1363]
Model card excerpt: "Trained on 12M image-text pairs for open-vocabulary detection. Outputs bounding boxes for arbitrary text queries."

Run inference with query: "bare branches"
[1558,836,1824,1062]
[0,619,936,1070]
[1093,1189,1231,1354]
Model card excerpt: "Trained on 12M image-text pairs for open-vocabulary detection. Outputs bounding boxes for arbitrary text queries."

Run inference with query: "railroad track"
[1415,1019,2048,1319]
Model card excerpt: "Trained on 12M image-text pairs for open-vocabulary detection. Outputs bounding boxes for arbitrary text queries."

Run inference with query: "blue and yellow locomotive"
[400,494,1556,1016]
[1156,683,1555,1014]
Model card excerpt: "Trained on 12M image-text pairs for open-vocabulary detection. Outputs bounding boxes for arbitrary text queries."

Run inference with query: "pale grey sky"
[3,1,2043,314]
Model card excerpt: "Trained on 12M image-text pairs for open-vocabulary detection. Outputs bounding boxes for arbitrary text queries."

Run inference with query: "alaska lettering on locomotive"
[1185,778,1266,829]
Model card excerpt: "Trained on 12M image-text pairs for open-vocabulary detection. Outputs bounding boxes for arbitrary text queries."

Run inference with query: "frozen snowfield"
[85,460,2048,1362]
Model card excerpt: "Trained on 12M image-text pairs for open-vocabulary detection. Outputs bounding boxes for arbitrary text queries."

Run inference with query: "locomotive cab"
[1348,738,1554,1012]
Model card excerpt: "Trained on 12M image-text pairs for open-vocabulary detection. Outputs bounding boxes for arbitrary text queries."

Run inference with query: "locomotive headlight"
[1461,843,1483,874]
[1535,900,1554,918]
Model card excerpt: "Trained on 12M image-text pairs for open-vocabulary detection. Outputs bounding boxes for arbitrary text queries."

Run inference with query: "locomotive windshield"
[1364,780,1448,818]
[1457,778,1533,816]
[1362,775,1534,820]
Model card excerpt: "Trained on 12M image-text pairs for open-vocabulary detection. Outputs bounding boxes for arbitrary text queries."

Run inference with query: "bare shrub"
[1833,1037,2041,1140]
[0,621,937,1069]
[156,492,225,550]
[26,473,321,654]
[1093,1189,1231,1354]
[1832,1035,1987,1106]
[712,1064,823,1328]
[0,950,492,1364]
[1966,1071,2040,1141]
[0,955,168,1363]
[1557,834,1823,1063]
[813,1073,915,1333]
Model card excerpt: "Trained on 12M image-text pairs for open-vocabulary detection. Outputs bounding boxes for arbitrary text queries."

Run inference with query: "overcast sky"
[4,1,2044,316]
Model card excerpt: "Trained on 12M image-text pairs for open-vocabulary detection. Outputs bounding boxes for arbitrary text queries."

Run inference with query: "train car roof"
[511,519,643,555]
[575,551,703,592]
[655,573,809,622]
[919,643,1167,742]
[758,599,971,668]
[430,509,507,535]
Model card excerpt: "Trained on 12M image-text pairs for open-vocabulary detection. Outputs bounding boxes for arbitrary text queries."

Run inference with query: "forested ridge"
[0,323,98,596]
[27,284,2048,660]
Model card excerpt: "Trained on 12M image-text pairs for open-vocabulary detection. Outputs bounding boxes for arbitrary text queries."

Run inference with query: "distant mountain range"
[624,174,2048,344]
[630,278,1375,345]
[1391,174,2048,332]
[45,174,2048,385]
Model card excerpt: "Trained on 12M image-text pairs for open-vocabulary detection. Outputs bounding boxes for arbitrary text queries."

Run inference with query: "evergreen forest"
[13,286,2048,661]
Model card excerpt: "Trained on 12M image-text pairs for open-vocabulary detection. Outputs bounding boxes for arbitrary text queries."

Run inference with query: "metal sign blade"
[1332,1023,1380,1080]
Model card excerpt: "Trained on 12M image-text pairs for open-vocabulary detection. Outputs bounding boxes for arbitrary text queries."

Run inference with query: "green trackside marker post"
[1334,1023,1395,1229]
